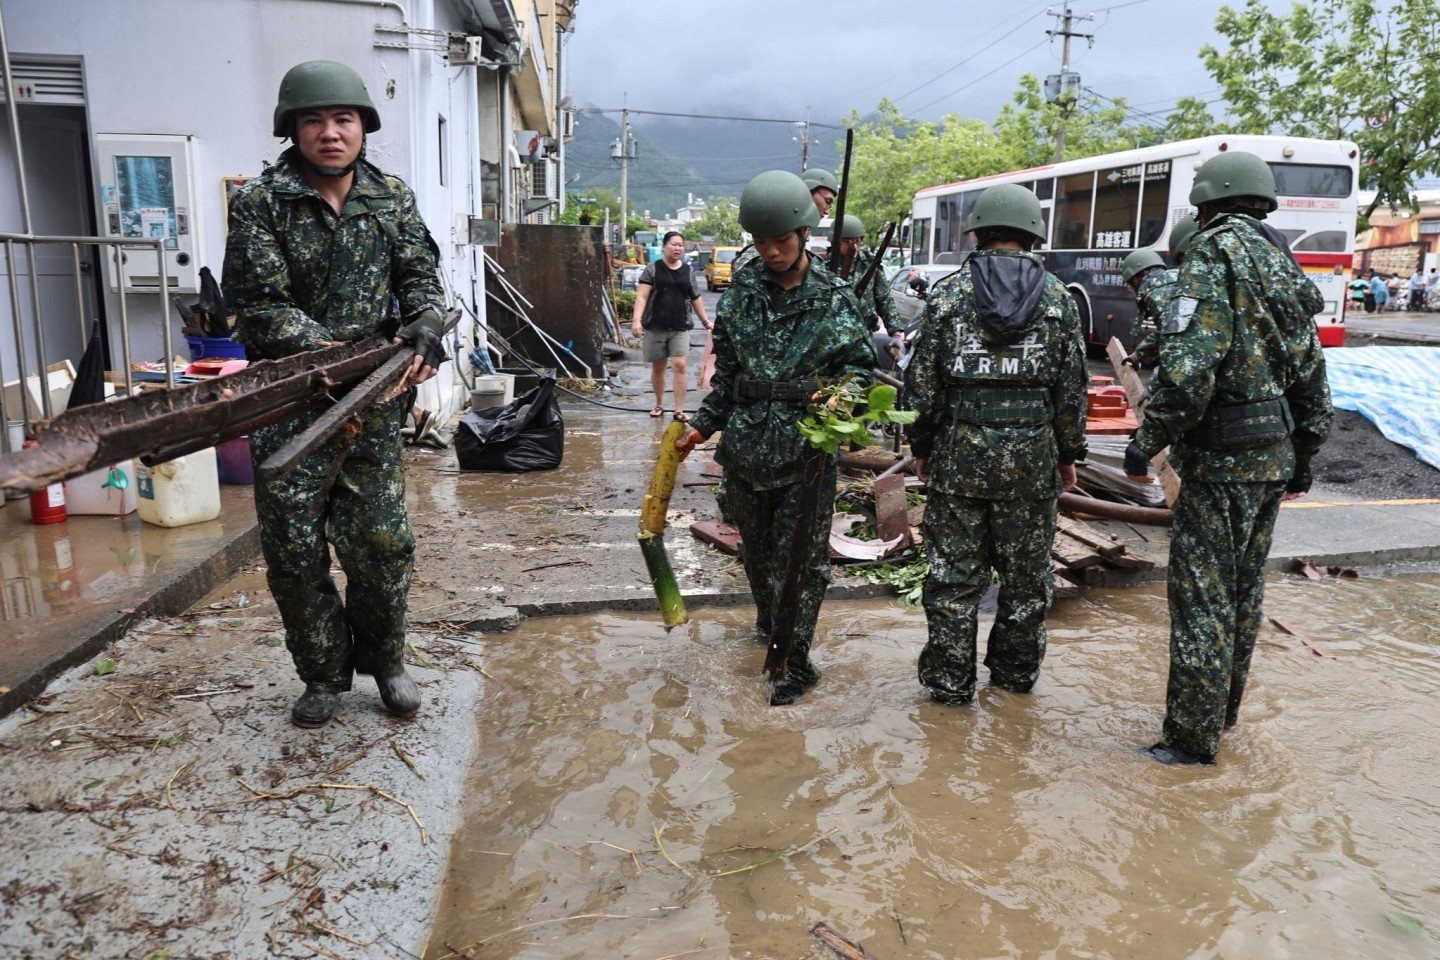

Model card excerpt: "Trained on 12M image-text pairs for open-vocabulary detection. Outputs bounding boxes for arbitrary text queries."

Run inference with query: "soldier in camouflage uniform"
[730,167,838,277]
[676,170,875,706]
[907,184,1089,705]
[224,60,447,728]
[1123,215,1199,369]
[835,214,900,333]
[1125,151,1332,764]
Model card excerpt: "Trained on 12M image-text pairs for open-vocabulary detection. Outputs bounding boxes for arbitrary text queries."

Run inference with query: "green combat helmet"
[273,60,381,138]
[840,214,865,239]
[1188,150,1277,212]
[1121,249,1167,285]
[965,183,1046,241]
[1167,214,1200,262]
[739,170,821,237]
[800,168,839,196]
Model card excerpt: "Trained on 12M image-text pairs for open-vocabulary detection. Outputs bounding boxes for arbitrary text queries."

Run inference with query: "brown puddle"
[427,574,1440,958]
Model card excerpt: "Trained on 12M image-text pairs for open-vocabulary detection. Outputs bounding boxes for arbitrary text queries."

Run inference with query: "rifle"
[854,220,897,300]
[0,308,461,494]
[765,130,855,682]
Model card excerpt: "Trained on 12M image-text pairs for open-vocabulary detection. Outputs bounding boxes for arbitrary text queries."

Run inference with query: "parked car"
[705,246,741,290]
[889,263,962,332]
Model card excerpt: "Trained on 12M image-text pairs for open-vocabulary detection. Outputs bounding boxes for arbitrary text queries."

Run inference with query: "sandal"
[649,406,664,418]
[673,411,691,423]
[408,408,434,445]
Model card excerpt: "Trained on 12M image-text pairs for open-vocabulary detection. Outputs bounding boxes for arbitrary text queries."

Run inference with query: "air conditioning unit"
[561,109,576,140]
[447,35,486,66]
[530,158,557,199]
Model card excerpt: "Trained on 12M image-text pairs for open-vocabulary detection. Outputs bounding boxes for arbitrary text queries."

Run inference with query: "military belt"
[945,386,1051,425]
[1188,396,1293,450]
[732,376,813,405]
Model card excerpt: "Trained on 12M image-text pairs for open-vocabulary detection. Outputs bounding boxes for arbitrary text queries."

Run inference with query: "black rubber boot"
[376,669,421,716]
[291,687,339,727]
[1144,742,1215,766]
[769,677,809,706]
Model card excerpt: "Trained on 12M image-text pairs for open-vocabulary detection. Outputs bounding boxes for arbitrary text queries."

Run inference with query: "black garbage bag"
[455,376,564,471]
[67,318,107,411]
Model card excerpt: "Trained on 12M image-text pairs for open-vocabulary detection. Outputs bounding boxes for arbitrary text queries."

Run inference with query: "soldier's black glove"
[397,310,448,369]
[1124,441,1152,480]
[1121,352,1143,370]
[1287,464,1313,495]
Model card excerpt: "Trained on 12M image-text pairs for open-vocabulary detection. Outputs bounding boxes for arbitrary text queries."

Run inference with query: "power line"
[577,106,844,128]
[888,5,1050,105]
[907,38,1050,116]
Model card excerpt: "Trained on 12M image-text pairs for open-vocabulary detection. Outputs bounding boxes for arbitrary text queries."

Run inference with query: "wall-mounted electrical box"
[96,133,203,294]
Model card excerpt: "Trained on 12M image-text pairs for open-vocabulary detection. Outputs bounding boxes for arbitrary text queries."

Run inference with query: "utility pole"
[793,109,818,171]
[1046,7,1094,163]
[614,106,632,246]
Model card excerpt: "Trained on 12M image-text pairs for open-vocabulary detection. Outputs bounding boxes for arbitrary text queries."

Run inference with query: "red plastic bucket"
[29,482,67,524]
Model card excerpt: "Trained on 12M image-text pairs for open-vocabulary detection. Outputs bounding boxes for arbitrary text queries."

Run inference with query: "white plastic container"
[135,448,221,528]
[66,463,139,516]
[474,373,514,405]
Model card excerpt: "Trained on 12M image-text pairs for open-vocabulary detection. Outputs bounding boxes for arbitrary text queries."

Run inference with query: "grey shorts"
[643,328,691,362]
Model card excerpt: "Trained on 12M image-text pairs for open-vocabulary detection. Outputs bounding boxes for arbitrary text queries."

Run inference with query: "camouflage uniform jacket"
[1135,213,1332,485]
[850,251,900,332]
[692,257,875,490]
[731,244,759,276]
[224,146,444,359]
[1131,267,1178,366]
[908,249,1089,501]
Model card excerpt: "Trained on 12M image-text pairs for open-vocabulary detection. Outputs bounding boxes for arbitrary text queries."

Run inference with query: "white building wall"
[0,0,484,420]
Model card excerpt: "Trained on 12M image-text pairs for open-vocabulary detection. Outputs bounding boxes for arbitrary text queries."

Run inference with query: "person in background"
[674,170,875,706]
[1409,269,1425,312]
[1125,151,1332,765]
[1123,215,1200,370]
[631,231,711,421]
[1367,269,1387,312]
[224,60,446,728]
[907,183,1089,706]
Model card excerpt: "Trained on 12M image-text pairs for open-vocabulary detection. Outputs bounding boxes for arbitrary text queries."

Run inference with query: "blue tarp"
[1324,346,1440,469]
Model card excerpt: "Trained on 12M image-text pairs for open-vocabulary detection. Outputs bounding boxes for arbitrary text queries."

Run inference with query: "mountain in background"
[566,106,845,219]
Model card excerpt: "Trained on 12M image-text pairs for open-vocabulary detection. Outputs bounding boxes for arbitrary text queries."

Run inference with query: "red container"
[29,482,67,524]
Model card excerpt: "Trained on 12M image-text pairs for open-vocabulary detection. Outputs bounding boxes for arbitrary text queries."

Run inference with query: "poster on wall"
[115,155,179,250]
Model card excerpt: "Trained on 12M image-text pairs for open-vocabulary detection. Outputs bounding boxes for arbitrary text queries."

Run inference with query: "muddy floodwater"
[426,573,1440,959]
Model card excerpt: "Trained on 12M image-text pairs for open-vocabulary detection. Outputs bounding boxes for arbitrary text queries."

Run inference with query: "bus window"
[911,217,932,264]
[936,192,978,259]
[1055,172,1095,249]
[1268,163,1352,198]
[1294,230,1347,252]
[1137,161,1172,246]
[1039,208,1052,249]
[1034,178,1054,201]
[1093,165,1142,248]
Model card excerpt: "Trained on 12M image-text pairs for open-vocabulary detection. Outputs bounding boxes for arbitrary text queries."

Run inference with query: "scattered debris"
[1269,616,1336,658]
[1292,559,1360,580]
[811,921,880,959]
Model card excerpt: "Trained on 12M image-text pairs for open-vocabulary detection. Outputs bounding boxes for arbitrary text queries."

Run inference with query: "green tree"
[685,197,742,244]
[1200,0,1440,215]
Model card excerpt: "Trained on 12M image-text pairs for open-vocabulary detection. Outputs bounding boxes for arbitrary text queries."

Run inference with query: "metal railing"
[0,235,171,455]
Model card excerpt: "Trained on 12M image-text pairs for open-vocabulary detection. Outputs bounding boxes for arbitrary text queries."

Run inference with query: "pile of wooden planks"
[1051,514,1155,594]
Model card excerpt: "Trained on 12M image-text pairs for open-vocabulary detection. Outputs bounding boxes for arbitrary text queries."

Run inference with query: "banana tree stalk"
[638,420,688,628]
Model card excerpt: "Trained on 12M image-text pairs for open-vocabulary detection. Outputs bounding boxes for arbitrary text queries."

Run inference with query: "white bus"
[909,135,1358,350]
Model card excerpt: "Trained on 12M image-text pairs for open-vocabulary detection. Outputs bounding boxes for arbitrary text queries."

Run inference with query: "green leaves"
[1200,0,1440,214]
[93,660,116,677]
[1386,912,1424,936]
[798,379,918,455]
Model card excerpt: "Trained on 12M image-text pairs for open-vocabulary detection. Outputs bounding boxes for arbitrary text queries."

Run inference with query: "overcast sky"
[565,0,1273,130]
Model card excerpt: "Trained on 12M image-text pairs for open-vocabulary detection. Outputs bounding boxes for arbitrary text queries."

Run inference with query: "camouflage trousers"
[919,494,1056,700]
[250,396,415,691]
[728,460,837,683]
[1162,480,1284,757]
